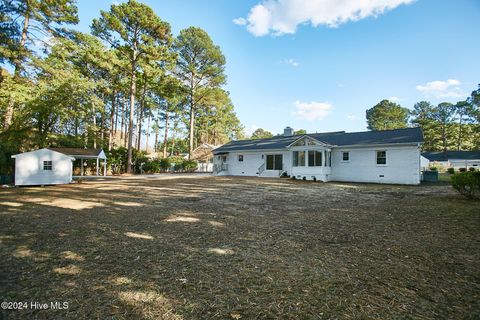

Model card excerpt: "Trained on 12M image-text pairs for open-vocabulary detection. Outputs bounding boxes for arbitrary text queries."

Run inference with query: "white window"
[293,151,305,167]
[342,151,349,162]
[376,151,387,165]
[238,155,244,162]
[308,151,322,167]
[43,161,52,170]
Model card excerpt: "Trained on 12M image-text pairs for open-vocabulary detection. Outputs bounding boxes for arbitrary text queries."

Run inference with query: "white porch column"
[103,160,107,176]
[96,158,99,176]
[81,158,84,176]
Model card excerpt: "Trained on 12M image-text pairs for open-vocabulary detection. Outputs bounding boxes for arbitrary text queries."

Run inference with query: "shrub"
[459,168,467,172]
[447,167,455,174]
[174,161,184,172]
[429,166,438,171]
[469,167,476,172]
[451,171,480,199]
[182,160,198,172]
[142,158,161,173]
[159,158,171,172]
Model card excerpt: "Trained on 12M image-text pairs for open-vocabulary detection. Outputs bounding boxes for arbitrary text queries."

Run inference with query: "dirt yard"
[1,176,479,319]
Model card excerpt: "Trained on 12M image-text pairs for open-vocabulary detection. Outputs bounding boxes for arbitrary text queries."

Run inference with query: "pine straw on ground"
[0,176,479,319]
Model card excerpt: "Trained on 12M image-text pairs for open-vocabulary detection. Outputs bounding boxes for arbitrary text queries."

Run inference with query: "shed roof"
[11,148,75,160]
[213,127,423,154]
[422,151,480,161]
[48,148,106,159]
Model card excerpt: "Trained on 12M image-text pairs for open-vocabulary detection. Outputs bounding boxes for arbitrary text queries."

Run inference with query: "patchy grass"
[0,176,479,319]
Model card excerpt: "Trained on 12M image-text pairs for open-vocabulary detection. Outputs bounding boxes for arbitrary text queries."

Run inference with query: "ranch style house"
[213,127,424,185]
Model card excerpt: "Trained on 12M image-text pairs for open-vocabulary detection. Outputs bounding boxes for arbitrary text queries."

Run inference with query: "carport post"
[103,160,106,176]
[81,158,84,176]
[96,158,99,176]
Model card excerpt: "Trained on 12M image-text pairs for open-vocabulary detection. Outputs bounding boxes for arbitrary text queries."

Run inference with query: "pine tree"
[92,0,173,172]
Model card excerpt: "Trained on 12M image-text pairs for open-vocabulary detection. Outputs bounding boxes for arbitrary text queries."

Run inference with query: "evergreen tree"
[366,99,409,131]
[92,0,173,172]
[173,26,226,158]
[1,0,78,130]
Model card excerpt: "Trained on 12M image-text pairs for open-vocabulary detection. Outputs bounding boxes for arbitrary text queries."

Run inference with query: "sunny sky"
[74,0,480,136]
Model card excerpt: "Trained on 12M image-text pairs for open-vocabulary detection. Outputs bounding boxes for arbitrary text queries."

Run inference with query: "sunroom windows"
[293,151,306,167]
[308,151,322,167]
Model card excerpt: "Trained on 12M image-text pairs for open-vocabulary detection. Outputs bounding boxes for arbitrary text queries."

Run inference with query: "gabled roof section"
[422,151,480,161]
[287,135,330,147]
[213,127,423,154]
[48,148,106,158]
[12,148,75,160]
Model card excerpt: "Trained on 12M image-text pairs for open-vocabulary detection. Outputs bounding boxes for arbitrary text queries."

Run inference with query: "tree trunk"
[124,106,128,148]
[120,97,125,143]
[163,111,169,158]
[4,6,30,130]
[171,116,178,156]
[100,107,104,148]
[114,96,119,137]
[188,102,195,159]
[108,91,116,151]
[92,105,97,149]
[137,81,146,150]
[126,50,137,173]
[145,115,150,152]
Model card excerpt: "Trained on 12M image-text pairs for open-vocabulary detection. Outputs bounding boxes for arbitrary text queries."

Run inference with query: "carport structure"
[49,148,107,176]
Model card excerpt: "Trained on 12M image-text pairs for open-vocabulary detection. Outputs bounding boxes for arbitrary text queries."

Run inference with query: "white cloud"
[237,0,415,36]
[293,100,332,121]
[416,79,465,98]
[232,17,247,25]
[388,96,401,102]
[282,58,299,67]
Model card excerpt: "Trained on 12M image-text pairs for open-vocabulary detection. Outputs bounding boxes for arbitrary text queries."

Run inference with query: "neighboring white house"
[11,148,75,186]
[190,143,219,172]
[421,151,480,170]
[213,127,424,185]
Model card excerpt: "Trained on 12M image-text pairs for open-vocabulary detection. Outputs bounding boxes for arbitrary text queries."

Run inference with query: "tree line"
[366,87,480,151]
[0,0,244,174]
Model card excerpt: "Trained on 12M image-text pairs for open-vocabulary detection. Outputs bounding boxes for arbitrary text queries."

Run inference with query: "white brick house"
[213,127,424,185]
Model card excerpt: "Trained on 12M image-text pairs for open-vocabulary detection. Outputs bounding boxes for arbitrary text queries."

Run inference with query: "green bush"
[106,147,128,174]
[459,168,467,172]
[174,161,184,172]
[142,158,161,173]
[182,160,198,172]
[447,167,455,174]
[451,171,480,199]
[469,167,477,172]
[160,158,171,172]
[429,166,438,171]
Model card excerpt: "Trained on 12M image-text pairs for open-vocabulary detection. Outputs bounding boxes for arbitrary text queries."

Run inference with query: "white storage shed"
[11,148,75,186]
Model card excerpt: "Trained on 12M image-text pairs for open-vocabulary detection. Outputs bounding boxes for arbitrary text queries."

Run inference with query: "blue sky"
[75,0,479,136]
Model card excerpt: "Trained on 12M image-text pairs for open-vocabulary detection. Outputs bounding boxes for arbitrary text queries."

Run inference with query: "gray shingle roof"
[48,148,103,157]
[422,151,480,161]
[214,127,423,154]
